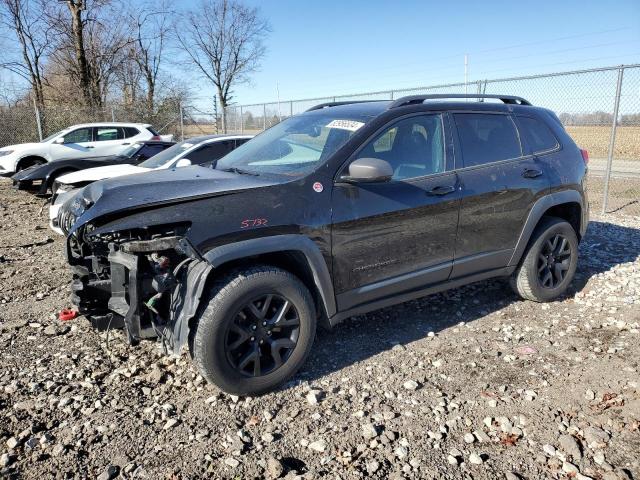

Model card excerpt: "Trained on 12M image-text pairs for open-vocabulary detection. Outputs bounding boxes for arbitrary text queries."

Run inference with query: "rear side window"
[95,127,124,141]
[124,127,140,138]
[453,113,522,167]
[187,141,236,165]
[516,115,559,153]
[137,144,164,160]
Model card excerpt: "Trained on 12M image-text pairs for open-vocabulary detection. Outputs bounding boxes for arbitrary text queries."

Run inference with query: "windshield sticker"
[325,120,365,132]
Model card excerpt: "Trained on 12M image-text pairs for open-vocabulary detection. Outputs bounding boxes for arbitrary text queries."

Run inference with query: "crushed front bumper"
[69,235,212,354]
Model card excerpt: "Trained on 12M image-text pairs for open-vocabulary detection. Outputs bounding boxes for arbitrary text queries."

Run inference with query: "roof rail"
[389,94,532,109]
[306,100,383,112]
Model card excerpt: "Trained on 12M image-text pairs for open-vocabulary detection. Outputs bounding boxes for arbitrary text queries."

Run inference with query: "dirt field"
[1,179,639,480]
[565,126,640,159]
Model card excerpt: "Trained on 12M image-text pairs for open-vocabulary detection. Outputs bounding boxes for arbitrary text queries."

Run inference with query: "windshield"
[216,114,370,175]
[138,140,194,168]
[41,129,69,143]
[122,142,144,158]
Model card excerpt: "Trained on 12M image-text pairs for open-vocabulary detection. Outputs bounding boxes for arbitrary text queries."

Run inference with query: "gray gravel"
[1,179,639,479]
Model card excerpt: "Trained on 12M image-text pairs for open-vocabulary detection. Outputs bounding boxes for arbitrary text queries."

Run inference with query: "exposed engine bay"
[67,224,212,355]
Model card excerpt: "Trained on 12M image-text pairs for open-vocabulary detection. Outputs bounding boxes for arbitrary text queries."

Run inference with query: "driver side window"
[357,114,445,180]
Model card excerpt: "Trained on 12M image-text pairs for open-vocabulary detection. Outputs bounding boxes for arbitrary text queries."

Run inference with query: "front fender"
[203,234,337,318]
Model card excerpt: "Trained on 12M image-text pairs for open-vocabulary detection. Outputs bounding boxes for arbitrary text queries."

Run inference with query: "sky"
[1,0,638,111]
[198,0,640,107]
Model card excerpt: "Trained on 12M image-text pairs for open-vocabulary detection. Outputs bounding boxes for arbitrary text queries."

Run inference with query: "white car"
[49,134,253,234]
[0,122,171,176]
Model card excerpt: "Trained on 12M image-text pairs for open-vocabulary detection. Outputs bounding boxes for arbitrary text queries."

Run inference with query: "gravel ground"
[1,178,639,480]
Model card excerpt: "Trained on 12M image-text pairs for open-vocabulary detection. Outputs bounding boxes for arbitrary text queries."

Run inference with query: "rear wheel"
[510,216,578,302]
[190,266,316,395]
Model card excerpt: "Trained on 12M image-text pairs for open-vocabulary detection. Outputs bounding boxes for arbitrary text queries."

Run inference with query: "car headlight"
[0,150,14,157]
[70,195,93,218]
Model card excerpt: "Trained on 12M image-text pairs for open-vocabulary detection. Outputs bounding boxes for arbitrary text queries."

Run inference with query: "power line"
[258,37,639,94]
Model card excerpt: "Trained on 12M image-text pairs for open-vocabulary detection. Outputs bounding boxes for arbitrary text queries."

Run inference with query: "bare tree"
[0,0,51,110]
[176,0,270,130]
[62,0,92,106]
[128,0,173,111]
[47,0,132,107]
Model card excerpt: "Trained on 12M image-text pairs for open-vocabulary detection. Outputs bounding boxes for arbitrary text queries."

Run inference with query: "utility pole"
[464,54,469,96]
[213,96,219,134]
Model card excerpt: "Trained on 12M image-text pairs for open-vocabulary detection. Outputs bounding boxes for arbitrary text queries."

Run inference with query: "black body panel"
[62,98,589,353]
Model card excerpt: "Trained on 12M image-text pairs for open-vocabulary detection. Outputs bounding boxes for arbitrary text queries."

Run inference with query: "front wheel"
[510,216,579,302]
[190,266,316,395]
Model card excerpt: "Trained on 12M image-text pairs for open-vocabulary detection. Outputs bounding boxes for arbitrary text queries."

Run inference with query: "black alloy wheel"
[537,233,572,289]
[225,294,301,377]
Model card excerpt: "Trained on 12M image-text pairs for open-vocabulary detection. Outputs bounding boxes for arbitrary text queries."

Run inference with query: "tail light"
[580,149,589,165]
[150,135,161,141]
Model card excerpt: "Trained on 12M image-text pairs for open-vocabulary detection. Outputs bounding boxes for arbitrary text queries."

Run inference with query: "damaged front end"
[67,223,212,355]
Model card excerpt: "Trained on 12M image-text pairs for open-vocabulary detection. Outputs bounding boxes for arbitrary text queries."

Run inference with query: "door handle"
[427,185,456,196]
[522,168,542,178]
[85,146,94,149]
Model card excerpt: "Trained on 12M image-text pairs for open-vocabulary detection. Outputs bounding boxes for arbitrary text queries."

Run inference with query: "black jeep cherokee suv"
[63,94,589,395]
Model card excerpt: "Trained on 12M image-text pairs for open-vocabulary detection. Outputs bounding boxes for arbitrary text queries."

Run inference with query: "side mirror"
[54,137,65,144]
[175,158,192,168]
[342,157,393,183]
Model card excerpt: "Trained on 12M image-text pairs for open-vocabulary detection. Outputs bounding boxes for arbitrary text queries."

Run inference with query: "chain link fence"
[0,101,185,148]
[1,64,638,215]
[224,64,640,216]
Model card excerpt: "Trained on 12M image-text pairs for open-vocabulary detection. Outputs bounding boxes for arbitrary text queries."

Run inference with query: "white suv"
[0,122,171,176]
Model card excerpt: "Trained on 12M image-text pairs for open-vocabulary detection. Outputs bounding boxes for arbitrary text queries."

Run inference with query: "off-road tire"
[190,266,316,396]
[510,216,578,302]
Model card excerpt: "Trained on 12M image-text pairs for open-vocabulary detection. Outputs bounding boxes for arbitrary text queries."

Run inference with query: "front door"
[50,127,96,160]
[331,113,461,311]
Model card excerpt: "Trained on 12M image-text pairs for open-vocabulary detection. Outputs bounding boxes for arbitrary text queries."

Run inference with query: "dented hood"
[70,165,277,231]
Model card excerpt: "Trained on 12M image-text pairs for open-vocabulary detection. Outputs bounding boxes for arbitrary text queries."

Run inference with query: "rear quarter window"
[124,127,140,138]
[516,115,559,154]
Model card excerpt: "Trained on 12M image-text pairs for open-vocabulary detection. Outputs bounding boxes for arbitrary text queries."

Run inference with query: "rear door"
[450,112,549,277]
[331,113,461,311]
[91,126,130,157]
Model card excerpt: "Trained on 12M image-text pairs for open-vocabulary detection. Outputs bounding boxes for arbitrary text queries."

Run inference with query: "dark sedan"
[11,140,175,195]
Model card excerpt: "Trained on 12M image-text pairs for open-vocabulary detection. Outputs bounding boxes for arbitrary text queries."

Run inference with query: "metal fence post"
[111,106,115,122]
[390,90,394,100]
[602,66,625,214]
[290,101,293,117]
[263,104,267,130]
[32,98,43,141]
[240,106,244,134]
[221,104,227,134]
[179,103,184,141]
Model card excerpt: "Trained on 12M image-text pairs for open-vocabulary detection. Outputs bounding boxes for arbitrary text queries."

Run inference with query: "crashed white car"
[49,134,253,234]
[0,122,171,176]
